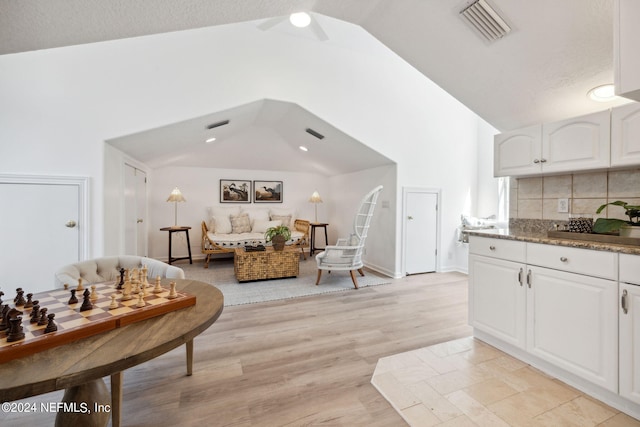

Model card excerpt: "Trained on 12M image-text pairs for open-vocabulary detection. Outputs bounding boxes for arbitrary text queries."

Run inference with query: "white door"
[0,176,87,292]
[124,165,147,256]
[404,190,437,275]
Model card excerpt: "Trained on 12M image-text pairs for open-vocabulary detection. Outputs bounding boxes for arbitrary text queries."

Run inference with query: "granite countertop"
[465,228,640,255]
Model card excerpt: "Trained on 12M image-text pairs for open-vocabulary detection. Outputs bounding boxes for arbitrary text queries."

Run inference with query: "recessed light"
[299,146,308,152]
[290,12,311,28]
[588,84,616,102]
[205,137,216,143]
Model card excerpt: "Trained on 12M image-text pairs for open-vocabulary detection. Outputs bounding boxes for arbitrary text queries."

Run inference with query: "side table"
[310,222,329,255]
[160,226,193,264]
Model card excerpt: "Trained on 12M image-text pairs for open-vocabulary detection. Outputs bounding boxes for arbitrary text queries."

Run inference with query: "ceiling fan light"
[290,12,311,28]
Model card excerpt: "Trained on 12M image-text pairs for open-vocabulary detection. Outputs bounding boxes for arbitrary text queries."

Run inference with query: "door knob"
[407,216,414,220]
[65,220,77,228]
[137,219,144,223]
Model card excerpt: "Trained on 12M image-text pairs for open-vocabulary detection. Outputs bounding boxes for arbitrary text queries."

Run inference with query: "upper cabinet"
[612,103,640,167]
[494,125,542,177]
[494,111,610,177]
[614,0,640,102]
[542,110,611,174]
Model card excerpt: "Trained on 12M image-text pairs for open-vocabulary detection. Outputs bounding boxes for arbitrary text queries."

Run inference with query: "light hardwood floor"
[1,270,471,426]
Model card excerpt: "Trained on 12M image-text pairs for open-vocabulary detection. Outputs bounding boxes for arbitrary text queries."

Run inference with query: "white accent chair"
[54,255,185,288]
[315,185,383,289]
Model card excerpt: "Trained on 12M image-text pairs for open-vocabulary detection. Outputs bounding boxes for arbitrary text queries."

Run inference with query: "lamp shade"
[309,191,323,203]
[167,187,186,203]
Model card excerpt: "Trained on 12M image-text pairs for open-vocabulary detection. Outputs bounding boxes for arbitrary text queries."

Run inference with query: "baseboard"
[363,261,399,279]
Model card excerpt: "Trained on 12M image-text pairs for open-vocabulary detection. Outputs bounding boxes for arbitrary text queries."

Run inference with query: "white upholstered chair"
[315,185,383,289]
[54,255,185,288]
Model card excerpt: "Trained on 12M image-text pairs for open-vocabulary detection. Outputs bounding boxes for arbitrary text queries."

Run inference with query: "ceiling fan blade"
[309,17,329,41]
[257,16,286,31]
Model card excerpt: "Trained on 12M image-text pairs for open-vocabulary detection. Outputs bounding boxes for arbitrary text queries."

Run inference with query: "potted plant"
[264,225,291,251]
[593,200,640,237]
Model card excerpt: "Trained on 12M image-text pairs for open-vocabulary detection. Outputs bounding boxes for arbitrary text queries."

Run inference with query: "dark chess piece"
[80,289,93,312]
[15,290,26,306]
[117,267,125,290]
[6,308,25,342]
[14,288,22,303]
[44,313,57,333]
[24,293,34,308]
[0,290,4,305]
[0,304,9,331]
[30,304,41,323]
[38,307,48,326]
[68,289,78,305]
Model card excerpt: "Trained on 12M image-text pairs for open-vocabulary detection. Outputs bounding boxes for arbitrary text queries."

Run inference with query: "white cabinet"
[614,0,640,101]
[526,266,618,392]
[469,255,526,349]
[619,253,640,405]
[494,125,542,177]
[541,110,611,173]
[494,110,610,177]
[611,103,640,167]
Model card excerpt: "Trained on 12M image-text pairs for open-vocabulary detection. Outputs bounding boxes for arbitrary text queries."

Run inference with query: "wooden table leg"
[111,372,123,427]
[186,339,194,376]
[54,378,110,427]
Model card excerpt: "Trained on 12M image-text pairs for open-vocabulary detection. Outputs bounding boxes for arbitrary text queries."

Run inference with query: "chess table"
[0,279,223,427]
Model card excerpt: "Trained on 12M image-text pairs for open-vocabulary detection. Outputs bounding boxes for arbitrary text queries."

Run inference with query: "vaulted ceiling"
[2,0,633,173]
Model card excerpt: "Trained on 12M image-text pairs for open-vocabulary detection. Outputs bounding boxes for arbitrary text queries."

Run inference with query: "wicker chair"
[315,185,383,289]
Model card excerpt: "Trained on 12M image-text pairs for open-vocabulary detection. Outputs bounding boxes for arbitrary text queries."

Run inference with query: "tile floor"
[371,337,640,426]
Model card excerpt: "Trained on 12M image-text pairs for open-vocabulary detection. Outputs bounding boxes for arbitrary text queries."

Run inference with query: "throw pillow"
[212,215,232,234]
[230,213,251,234]
[270,214,292,228]
[252,219,282,234]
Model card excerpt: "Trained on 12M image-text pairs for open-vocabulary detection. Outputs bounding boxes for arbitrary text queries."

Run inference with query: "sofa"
[55,255,185,288]
[201,206,310,268]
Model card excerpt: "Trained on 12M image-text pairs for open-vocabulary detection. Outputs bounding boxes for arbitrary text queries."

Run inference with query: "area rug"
[179,257,391,306]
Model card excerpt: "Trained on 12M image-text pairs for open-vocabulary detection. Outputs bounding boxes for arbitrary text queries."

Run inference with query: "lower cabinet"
[620,282,640,404]
[526,266,618,392]
[469,255,526,349]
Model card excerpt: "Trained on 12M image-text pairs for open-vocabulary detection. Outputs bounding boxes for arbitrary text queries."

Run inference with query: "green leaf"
[592,218,627,234]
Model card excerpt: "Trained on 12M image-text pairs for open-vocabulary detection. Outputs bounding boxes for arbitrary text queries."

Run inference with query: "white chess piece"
[90,285,98,302]
[109,294,118,310]
[153,276,163,294]
[136,291,145,308]
[167,282,178,299]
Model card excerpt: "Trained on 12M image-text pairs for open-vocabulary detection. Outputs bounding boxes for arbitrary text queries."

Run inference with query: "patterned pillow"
[230,213,251,234]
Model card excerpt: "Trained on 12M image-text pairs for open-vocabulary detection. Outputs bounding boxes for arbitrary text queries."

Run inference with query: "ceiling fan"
[257,12,329,41]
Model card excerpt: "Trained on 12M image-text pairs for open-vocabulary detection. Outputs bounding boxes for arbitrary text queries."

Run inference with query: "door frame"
[0,174,90,261]
[123,161,149,257]
[402,187,441,276]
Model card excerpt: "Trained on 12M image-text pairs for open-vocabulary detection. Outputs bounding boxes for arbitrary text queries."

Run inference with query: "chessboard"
[0,280,196,364]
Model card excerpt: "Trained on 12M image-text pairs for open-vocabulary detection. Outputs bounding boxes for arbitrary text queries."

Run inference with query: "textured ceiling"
[2,0,634,172]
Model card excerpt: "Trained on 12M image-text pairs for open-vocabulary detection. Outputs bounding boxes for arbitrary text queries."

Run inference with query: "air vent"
[206,120,229,130]
[305,128,324,140]
[460,0,511,42]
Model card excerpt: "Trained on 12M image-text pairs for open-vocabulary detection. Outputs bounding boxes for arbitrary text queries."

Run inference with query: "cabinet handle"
[622,289,629,315]
[518,268,523,286]
[540,158,547,163]
[489,245,496,251]
[533,159,540,164]
[560,257,568,262]
[526,269,532,288]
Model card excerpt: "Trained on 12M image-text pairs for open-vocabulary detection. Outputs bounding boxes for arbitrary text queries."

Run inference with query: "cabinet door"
[542,110,611,173]
[611,103,640,167]
[526,266,618,392]
[469,255,526,349]
[620,283,640,404]
[614,0,640,101]
[494,125,542,177]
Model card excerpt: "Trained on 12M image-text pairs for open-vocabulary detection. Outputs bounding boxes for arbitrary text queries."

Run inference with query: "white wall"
[0,15,495,274]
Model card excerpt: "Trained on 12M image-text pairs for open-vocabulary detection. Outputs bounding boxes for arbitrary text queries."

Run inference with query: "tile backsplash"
[511,168,640,222]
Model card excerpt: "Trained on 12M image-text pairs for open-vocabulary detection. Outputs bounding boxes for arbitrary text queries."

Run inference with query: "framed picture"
[254,181,283,203]
[220,179,251,203]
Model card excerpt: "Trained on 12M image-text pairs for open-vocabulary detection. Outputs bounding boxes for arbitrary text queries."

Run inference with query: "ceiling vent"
[460,0,511,42]
[206,120,229,130]
[305,128,324,140]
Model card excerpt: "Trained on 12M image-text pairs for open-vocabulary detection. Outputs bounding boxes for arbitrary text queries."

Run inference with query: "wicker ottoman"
[234,247,300,282]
